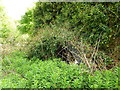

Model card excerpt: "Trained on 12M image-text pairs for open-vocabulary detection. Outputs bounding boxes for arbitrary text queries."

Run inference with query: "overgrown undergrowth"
[2,51,119,88]
[1,2,120,88]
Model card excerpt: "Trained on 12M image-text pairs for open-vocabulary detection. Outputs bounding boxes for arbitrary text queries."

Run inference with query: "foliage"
[17,9,34,34]
[0,1,18,44]
[2,51,119,88]
[26,26,74,60]
[0,4,10,39]
[18,2,119,51]
[1,2,119,89]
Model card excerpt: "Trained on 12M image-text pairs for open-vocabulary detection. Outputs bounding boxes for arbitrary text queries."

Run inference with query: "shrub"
[18,2,119,52]
[26,26,75,60]
[23,25,115,72]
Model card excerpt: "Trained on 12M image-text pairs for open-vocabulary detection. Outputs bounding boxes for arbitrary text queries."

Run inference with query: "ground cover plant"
[2,51,119,88]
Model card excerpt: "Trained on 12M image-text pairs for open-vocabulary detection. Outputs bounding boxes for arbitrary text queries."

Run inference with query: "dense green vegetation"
[1,1,119,88]
[2,52,119,88]
[18,2,119,51]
